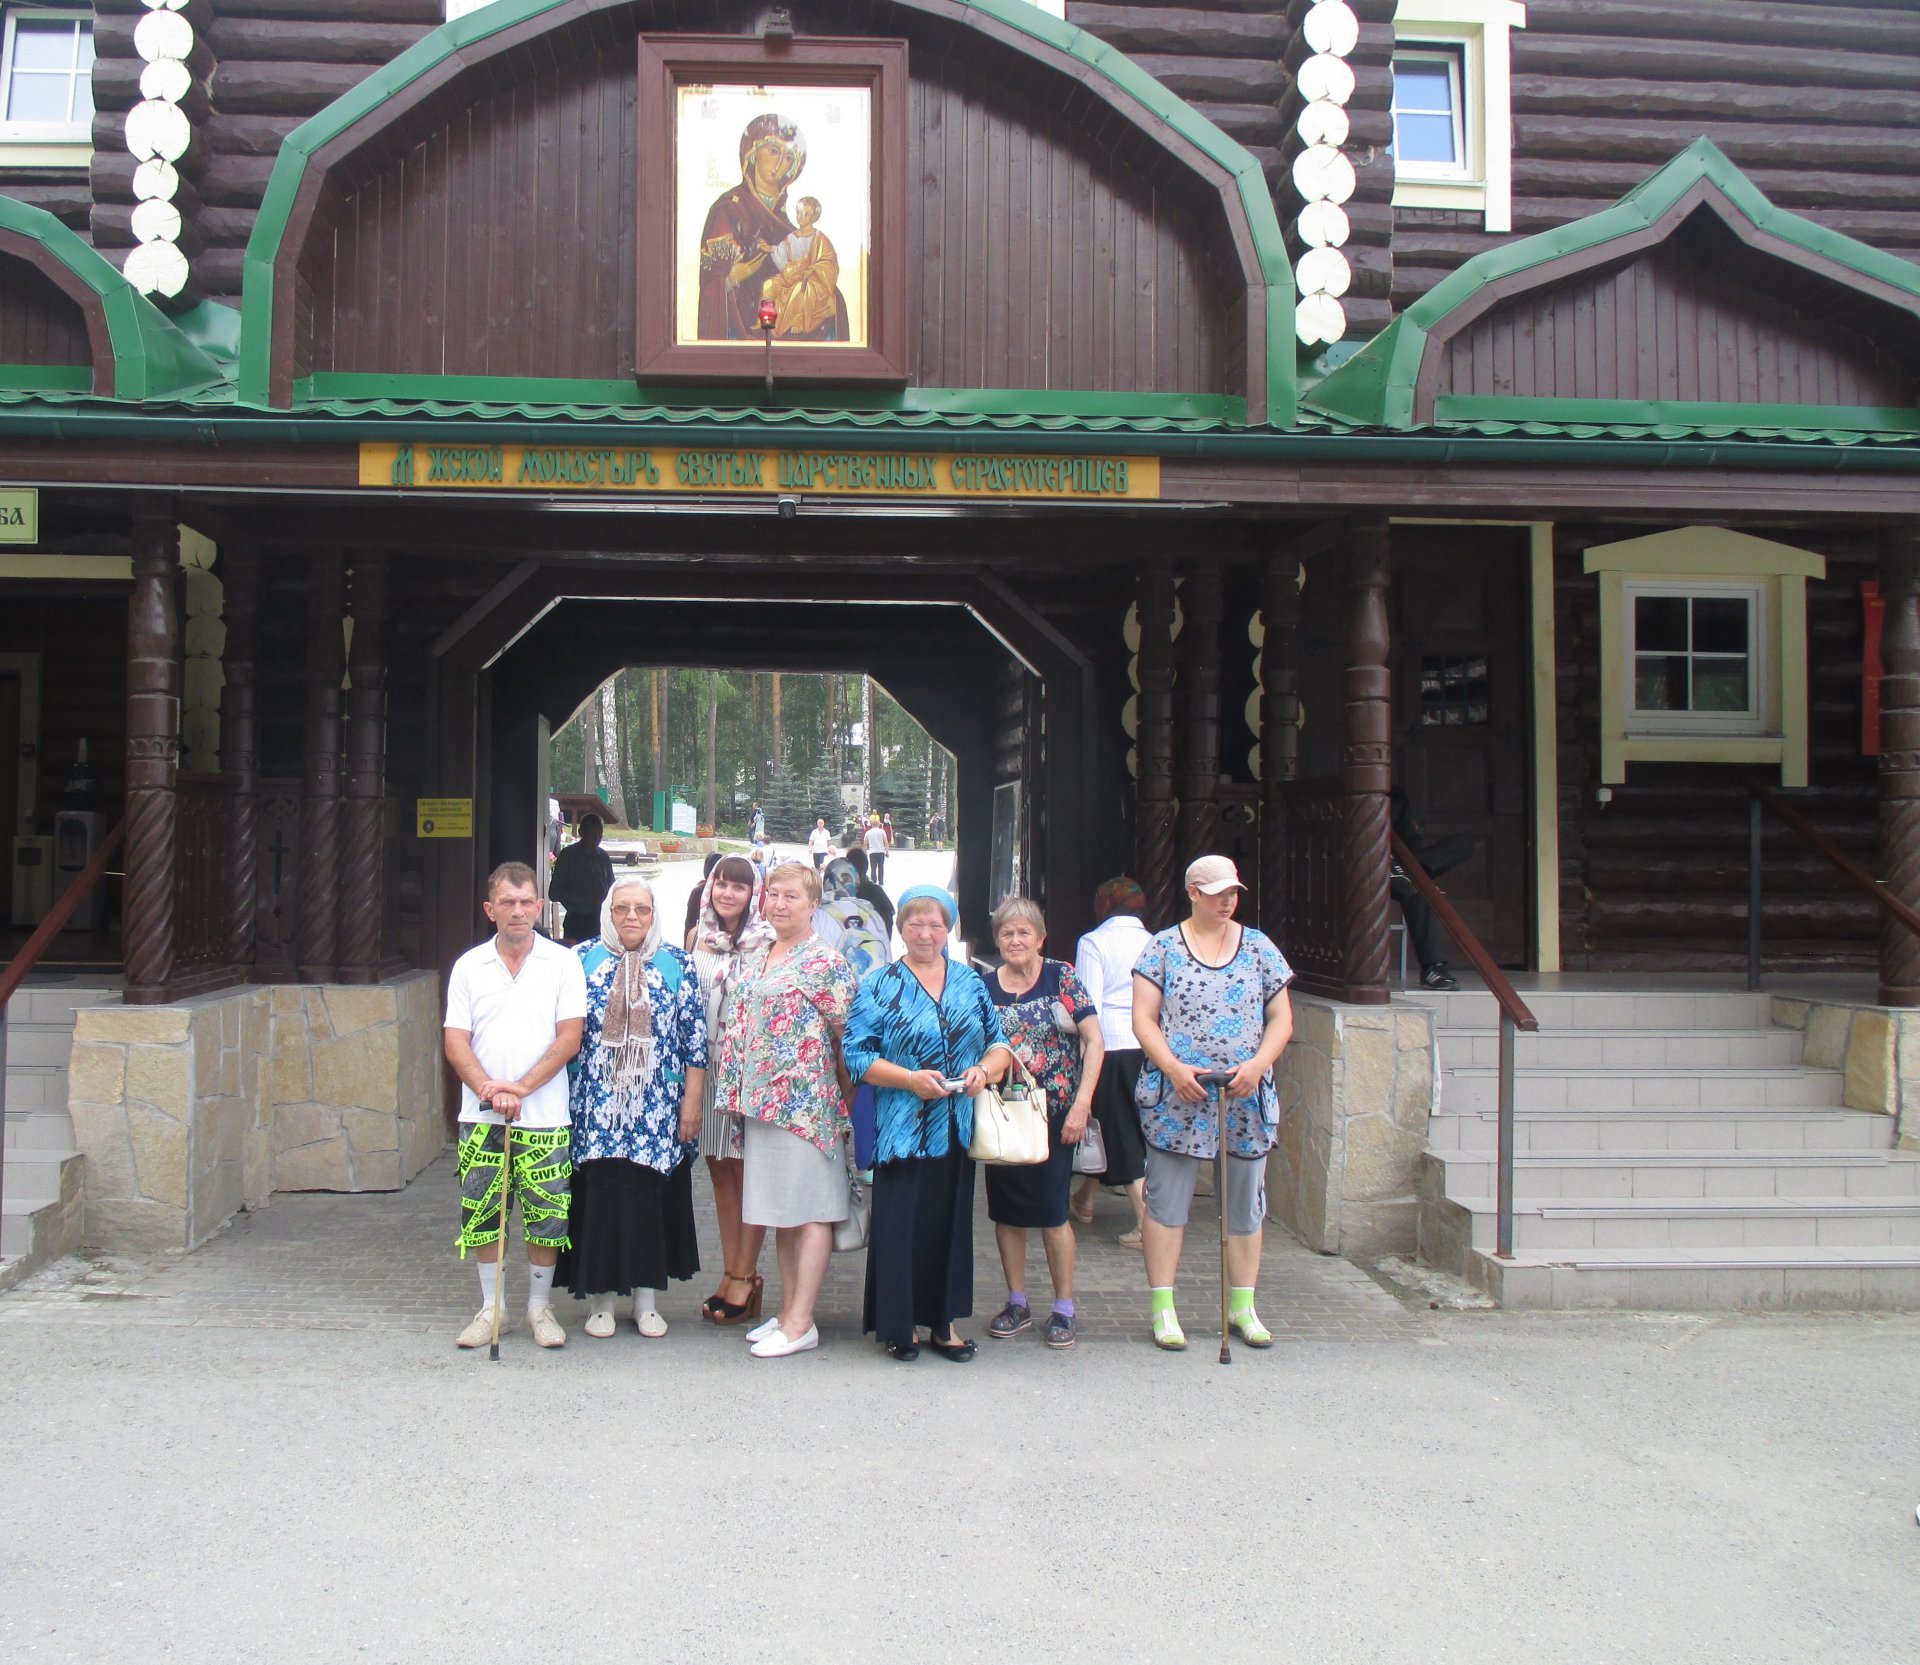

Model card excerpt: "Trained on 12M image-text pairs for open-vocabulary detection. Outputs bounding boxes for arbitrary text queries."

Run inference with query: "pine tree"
[805,751,845,840]
[763,758,808,840]
[877,750,930,841]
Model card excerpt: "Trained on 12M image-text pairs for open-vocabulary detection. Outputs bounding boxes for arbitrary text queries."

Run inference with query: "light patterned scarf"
[596,881,664,1125]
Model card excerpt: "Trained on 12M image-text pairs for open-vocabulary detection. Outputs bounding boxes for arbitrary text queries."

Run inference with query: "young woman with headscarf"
[685,853,776,1325]
[842,885,1014,1362]
[558,875,708,1339]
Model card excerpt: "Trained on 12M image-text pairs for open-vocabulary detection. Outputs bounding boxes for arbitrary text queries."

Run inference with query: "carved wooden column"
[1343,519,1393,1004]
[123,509,182,1004]
[340,552,389,985]
[1135,558,1179,928]
[1258,550,1302,941]
[1175,559,1224,871]
[218,546,261,971]
[298,553,345,983]
[1879,526,1920,1006]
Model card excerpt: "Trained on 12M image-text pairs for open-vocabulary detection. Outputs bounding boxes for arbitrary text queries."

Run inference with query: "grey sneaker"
[1044,1311,1076,1349]
[988,1300,1033,1339]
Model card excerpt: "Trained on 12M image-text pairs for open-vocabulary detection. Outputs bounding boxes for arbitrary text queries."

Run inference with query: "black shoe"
[1421,964,1459,991]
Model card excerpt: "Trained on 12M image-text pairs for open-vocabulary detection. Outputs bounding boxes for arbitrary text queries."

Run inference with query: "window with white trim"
[1626,583,1766,735]
[1,9,91,138]
[1391,0,1526,232]
[444,0,495,17]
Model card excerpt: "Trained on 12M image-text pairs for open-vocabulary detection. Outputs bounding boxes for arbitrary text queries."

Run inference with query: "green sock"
[1150,1286,1176,1316]
[1229,1286,1256,1317]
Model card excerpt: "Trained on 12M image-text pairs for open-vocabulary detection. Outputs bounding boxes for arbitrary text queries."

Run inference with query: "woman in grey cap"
[1130,855,1295,1352]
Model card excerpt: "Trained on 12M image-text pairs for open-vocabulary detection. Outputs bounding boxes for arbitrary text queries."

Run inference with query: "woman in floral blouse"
[713,861,859,1359]
[1132,855,1294,1354]
[980,897,1103,1350]
[559,876,707,1340]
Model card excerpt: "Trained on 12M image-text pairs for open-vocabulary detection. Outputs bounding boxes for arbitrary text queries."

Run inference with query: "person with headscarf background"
[558,875,707,1339]
[843,885,1013,1363]
[813,854,892,981]
[685,853,775,1325]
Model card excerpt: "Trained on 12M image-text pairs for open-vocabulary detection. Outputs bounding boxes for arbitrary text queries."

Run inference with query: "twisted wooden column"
[1175,559,1224,872]
[123,510,182,1003]
[340,552,389,985]
[1879,526,1920,1006]
[1135,559,1179,929]
[218,546,261,971]
[1342,519,1393,1004]
[298,553,345,983]
[1258,550,1302,942]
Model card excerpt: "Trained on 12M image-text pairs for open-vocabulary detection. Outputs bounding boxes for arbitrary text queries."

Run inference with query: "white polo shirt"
[864,824,887,854]
[1074,913,1152,1053]
[444,932,589,1130]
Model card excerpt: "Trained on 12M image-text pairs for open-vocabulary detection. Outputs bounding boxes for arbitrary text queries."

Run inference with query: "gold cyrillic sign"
[417,798,474,839]
[0,488,38,544]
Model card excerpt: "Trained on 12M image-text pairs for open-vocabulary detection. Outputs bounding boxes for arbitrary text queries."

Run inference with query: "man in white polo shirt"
[444,861,588,1350]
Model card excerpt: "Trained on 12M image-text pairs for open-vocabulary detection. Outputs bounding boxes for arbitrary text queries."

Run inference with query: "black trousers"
[1392,833,1473,972]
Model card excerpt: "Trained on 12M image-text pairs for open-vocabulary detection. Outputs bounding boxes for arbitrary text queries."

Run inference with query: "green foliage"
[763,757,809,839]
[877,749,930,840]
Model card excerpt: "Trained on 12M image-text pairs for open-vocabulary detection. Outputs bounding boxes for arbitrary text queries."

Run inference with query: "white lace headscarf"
[594,877,663,1124]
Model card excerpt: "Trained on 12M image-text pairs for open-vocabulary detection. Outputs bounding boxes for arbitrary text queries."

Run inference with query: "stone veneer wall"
[1772,994,1920,1150]
[67,972,443,1253]
[1267,995,1439,1259]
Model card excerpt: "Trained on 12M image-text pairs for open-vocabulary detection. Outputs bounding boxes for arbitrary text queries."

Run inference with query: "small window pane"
[11,21,77,72]
[5,74,70,123]
[1635,655,1689,712]
[1692,660,1750,713]
[1394,61,1455,113]
[1634,595,1689,652]
[1692,597,1749,654]
[1394,113,1458,164]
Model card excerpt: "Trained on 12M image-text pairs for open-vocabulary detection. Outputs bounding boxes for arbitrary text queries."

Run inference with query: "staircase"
[0,978,120,1290]
[1412,987,1920,1309]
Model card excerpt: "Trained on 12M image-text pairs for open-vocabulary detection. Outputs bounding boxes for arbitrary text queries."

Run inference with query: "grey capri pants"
[1144,1146,1267,1236]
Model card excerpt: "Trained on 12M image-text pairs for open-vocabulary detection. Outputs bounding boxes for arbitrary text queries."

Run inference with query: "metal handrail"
[1392,833,1538,1260]
[1743,782,1920,991]
[0,820,124,1255]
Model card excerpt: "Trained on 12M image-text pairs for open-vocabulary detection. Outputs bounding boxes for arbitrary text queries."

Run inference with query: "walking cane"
[488,1107,513,1363]
[1195,1070,1236,1365]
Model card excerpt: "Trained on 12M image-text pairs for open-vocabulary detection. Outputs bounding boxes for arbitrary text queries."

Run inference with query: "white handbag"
[1072,1114,1107,1176]
[967,1061,1050,1166]
[833,1165,871,1253]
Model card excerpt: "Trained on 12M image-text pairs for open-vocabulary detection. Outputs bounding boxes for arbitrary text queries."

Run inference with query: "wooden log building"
[0,0,1917,1287]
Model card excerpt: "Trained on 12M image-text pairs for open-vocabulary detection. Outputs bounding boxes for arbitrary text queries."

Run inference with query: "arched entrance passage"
[425,561,1102,972]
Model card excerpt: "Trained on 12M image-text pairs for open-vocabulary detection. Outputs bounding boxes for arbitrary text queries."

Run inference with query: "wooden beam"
[1342,518,1393,1005]
[1879,523,1920,1006]
[121,507,181,1003]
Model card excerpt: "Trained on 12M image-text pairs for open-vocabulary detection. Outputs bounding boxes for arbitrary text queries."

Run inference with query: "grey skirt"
[741,1115,849,1229]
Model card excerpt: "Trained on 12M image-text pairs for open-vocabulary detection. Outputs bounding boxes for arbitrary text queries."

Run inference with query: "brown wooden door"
[0,673,19,920]
[1390,532,1530,967]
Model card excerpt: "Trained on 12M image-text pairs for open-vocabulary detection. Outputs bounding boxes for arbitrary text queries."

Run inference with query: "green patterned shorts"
[455,1121,572,1256]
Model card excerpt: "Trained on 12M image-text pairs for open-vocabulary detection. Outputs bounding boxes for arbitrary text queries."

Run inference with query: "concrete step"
[1471,1244,1920,1310]
[1451,1196,1920,1253]
[0,1146,79,1205]
[3,983,121,1024]
[1437,1149,1920,1200]
[1426,1106,1894,1155]
[0,1150,82,1279]
[1402,988,1775,1032]
[1443,1064,1844,1113]
[1437,1026,1806,1070]
[3,1106,80,1151]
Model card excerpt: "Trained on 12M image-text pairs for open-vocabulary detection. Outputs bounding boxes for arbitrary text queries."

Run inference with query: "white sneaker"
[456,1305,510,1349]
[526,1306,566,1348]
[634,1308,668,1338]
[584,1301,616,1339]
[749,1323,819,1358]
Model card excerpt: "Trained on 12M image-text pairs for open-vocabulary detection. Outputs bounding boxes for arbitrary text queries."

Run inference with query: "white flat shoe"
[634,1309,668,1338]
[746,1315,781,1344]
[584,1307,616,1339]
[749,1324,819,1358]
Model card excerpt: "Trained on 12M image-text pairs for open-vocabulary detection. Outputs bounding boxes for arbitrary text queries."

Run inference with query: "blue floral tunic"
[1132,925,1293,1160]
[843,956,1011,1163]
[568,942,708,1174]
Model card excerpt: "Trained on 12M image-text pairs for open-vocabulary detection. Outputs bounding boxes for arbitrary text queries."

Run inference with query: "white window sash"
[1391,47,1469,183]
[1623,581,1768,736]
[0,10,92,144]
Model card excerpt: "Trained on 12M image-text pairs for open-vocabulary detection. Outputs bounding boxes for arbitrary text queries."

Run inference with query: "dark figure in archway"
[549,813,615,943]
[1390,787,1473,991]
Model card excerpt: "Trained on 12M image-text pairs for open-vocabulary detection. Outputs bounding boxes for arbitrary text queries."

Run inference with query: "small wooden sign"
[0,488,39,544]
[417,797,474,839]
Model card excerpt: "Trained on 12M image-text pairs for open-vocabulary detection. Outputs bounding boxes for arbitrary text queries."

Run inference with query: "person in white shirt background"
[807,817,833,870]
[1071,875,1154,1248]
[863,814,890,885]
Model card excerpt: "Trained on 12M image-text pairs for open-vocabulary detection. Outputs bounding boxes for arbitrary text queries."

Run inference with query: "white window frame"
[1391,0,1526,232]
[444,0,496,18]
[1624,580,1768,737]
[0,7,92,166]
[1390,46,1469,183]
[1585,528,1826,786]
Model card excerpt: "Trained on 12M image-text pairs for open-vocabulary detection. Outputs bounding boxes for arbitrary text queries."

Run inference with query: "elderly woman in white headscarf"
[558,874,708,1339]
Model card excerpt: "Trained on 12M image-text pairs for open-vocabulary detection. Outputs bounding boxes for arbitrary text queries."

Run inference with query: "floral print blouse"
[1132,924,1293,1160]
[568,943,708,1174]
[713,933,859,1154]
[985,959,1096,1115]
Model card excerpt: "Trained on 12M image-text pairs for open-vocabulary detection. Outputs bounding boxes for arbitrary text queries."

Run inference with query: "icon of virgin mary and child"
[696,112,852,343]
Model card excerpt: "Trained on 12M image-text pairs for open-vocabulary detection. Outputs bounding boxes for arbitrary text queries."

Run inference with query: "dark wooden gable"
[0,254,94,370]
[1430,205,1920,412]
[275,3,1250,402]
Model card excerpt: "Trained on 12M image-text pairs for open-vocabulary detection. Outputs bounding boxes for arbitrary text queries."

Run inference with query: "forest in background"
[549,670,955,840]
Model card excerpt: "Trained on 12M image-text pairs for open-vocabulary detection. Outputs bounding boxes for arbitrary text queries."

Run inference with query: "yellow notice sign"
[417,798,474,839]
[0,488,38,544]
[360,443,1159,502]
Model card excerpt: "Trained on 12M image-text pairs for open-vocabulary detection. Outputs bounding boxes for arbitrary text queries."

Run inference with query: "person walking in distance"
[808,816,833,871]
[864,814,889,886]
[445,862,589,1351]
[549,812,616,943]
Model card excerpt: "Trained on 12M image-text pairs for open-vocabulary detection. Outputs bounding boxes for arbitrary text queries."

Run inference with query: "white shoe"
[634,1308,668,1338]
[749,1323,819,1358]
[746,1315,781,1344]
[526,1306,566,1348]
[584,1301,616,1339]
[456,1304,511,1349]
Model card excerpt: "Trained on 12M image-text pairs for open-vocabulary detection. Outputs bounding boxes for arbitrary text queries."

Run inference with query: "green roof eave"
[0,196,224,400]
[237,0,1294,422]
[1306,138,1920,431]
